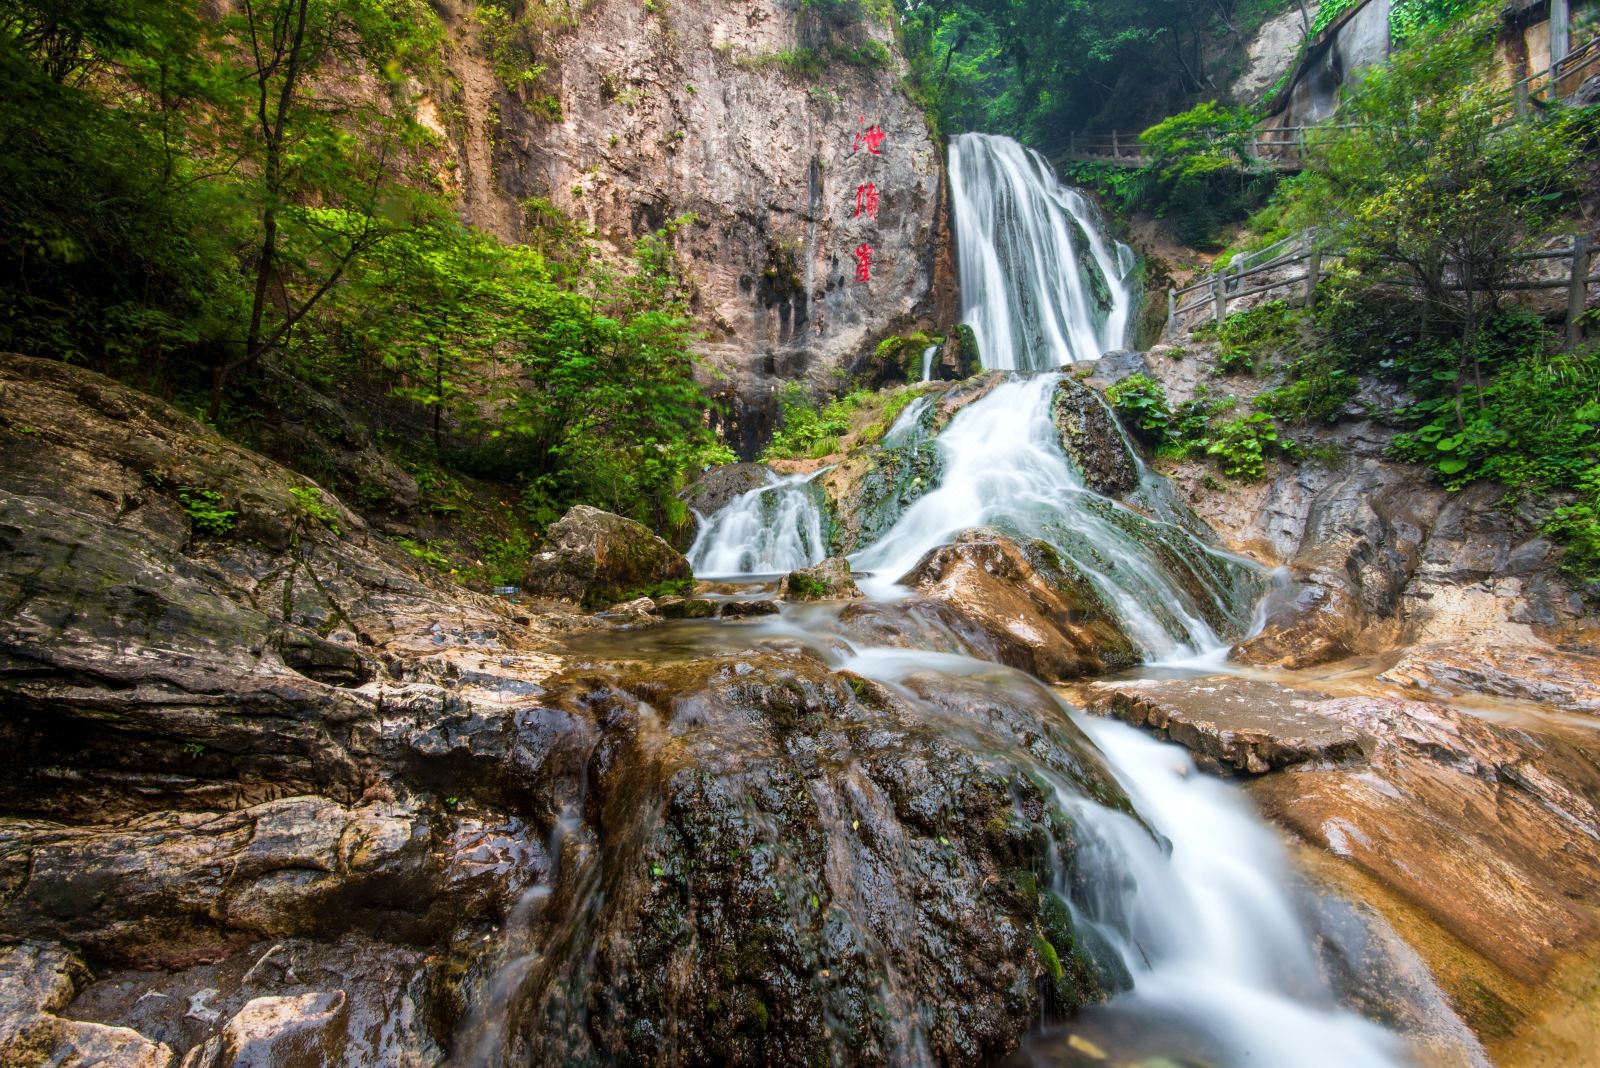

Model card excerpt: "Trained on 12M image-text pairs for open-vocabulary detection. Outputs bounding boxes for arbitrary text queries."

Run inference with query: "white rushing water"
[849,373,1228,659]
[948,132,1135,370]
[1057,717,1412,1066]
[686,469,828,577]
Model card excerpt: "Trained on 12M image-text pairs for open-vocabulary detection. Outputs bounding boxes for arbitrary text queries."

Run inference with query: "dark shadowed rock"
[681,462,777,520]
[523,505,692,610]
[719,598,781,618]
[1052,377,1140,499]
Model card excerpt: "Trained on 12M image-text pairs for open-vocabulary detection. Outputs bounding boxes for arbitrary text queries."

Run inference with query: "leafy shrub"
[1204,412,1287,480]
[1105,373,1172,443]
[764,384,868,460]
[1212,300,1305,376]
[290,485,341,534]
[178,486,236,536]
[482,529,531,586]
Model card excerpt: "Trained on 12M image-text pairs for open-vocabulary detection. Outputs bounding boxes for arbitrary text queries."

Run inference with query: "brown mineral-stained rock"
[898,529,1138,682]
[0,942,174,1068]
[1247,692,1600,986]
[1086,677,1368,775]
[182,991,348,1068]
[523,504,692,610]
[1379,639,1600,714]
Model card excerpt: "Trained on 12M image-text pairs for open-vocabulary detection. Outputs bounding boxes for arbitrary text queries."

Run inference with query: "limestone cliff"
[424,0,958,452]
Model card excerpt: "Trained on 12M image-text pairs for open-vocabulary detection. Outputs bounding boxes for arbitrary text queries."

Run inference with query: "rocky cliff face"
[427,0,958,452]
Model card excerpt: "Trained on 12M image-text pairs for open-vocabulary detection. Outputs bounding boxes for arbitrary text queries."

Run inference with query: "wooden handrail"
[1165,232,1595,348]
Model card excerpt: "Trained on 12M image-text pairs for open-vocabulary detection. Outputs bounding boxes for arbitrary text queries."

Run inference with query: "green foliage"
[1105,373,1172,442]
[481,529,531,585]
[1308,0,1359,38]
[1212,300,1305,375]
[394,536,453,571]
[1204,411,1284,480]
[764,384,866,460]
[290,485,342,534]
[1,0,729,546]
[178,486,237,536]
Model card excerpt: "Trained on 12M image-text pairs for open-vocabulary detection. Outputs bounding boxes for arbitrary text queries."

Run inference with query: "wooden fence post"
[1515,79,1530,117]
[1569,232,1592,350]
[1167,286,1177,340]
[1112,129,1121,159]
[1212,272,1226,325]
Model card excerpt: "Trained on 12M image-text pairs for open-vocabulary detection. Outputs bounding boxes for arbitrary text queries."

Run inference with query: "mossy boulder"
[524,505,693,610]
[777,557,862,601]
[1052,376,1140,499]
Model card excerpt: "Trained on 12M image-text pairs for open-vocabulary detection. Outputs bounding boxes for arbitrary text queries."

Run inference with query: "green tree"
[205,0,443,419]
[1289,8,1583,410]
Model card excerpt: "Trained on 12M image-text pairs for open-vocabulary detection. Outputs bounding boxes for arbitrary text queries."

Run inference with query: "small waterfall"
[949,133,1135,371]
[850,375,1238,659]
[686,470,828,577]
[920,344,937,382]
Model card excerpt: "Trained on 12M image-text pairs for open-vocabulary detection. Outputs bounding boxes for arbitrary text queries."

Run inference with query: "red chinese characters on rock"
[849,118,886,285]
[854,182,879,220]
[853,244,873,283]
[852,120,886,156]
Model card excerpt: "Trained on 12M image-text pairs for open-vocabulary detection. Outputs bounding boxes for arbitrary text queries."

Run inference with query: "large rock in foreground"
[524,505,691,609]
[899,530,1138,681]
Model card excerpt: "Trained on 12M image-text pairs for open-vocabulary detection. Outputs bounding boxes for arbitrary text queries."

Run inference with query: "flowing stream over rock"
[461,134,1431,1066]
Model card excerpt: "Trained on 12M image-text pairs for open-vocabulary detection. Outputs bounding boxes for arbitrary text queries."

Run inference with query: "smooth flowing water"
[948,132,1135,371]
[687,469,828,577]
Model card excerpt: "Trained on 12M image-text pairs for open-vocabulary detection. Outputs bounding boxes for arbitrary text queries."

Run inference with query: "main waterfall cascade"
[948,132,1136,371]
[533,132,1456,1066]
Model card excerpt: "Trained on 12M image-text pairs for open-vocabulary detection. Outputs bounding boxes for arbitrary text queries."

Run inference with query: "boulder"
[1086,677,1367,775]
[494,648,1132,1064]
[1082,349,1151,389]
[1052,377,1140,498]
[653,595,716,619]
[680,462,776,520]
[523,505,692,610]
[183,991,347,1068]
[898,530,1137,681]
[777,557,862,601]
[718,598,780,619]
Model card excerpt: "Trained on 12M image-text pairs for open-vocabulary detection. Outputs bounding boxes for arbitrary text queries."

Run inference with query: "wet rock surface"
[488,650,1133,1065]
[1051,377,1139,499]
[1086,677,1367,775]
[898,530,1139,682]
[0,354,1170,1066]
[523,504,692,610]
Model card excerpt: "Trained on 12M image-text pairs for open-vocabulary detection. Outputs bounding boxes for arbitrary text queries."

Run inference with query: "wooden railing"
[1166,231,1598,348]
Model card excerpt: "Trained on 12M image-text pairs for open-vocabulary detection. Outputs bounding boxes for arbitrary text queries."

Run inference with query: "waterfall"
[686,470,828,577]
[948,132,1135,371]
[850,375,1239,657]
